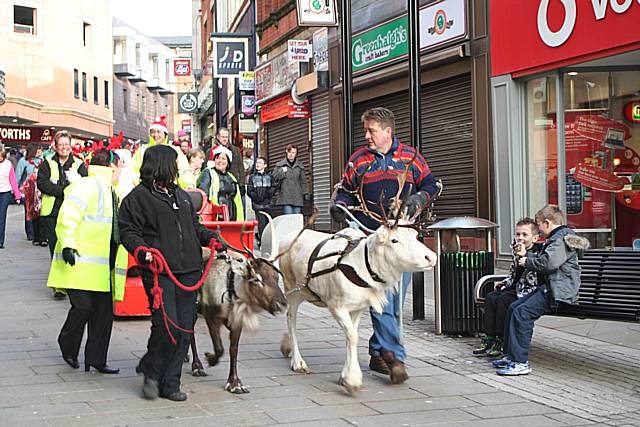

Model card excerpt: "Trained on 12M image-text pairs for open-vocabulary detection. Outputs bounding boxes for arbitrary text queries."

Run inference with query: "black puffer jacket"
[119,183,216,275]
[247,171,275,210]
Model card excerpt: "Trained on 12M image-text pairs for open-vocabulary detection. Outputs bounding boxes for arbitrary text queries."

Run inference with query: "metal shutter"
[265,116,311,192]
[353,91,411,152]
[352,73,475,219]
[421,73,475,218]
[311,93,331,231]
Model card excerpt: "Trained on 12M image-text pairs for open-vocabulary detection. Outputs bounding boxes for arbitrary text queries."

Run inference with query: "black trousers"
[58,289,114,365]
[483,288,518,337]
[254,207,269,245]
[140,271,199,395]
[42,215,58,258]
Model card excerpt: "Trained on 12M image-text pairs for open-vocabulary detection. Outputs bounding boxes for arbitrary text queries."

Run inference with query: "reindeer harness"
[289,233,385,302]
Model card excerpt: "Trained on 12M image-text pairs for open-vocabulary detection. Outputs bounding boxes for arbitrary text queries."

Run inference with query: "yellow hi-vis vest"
[207,169,244,221]
[47,166,127,301]
[131,136,193,189]
[40,156,84,217]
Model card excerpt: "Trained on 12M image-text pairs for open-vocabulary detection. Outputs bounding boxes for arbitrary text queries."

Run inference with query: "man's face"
[55,137,72,158]
[180,141,190,154]
[150,129,165,142]
[515,224,537,249]
[286,148,297,161]
[217,130,229,146]
[363,119,392,153]
[36,148,43,158]
[537,219,553,237]
[255,158,266,172]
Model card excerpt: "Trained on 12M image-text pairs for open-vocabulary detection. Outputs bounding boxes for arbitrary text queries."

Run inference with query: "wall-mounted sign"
[624,101,640,124]
[241,95,256,115]
[212,37,249,78]
[420,0,467,51]
[490,0,640,77]
[198,80,214,113]
[239,71,255,91]
[288,40,312,62]
[255,51,300,101]
[178,92,198,113]
[260,94,310,123]
[0,125,78,145]
[574,163,627,192]
[312,28,329,72]
[173,59,192,77]
[296,0,338,26]
[352,16,408,73]
[239,118,257,134]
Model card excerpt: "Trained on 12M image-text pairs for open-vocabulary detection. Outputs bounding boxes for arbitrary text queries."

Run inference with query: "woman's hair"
[140,145,178,187]
[187,148,205,162]
[90,149,119,167]
[0,150,6,161]
[26,143,39,160]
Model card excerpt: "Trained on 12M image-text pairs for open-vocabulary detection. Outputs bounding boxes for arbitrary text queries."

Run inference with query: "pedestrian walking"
[37,131,88,298]
[15,143,44,241]
[0,149,23,249]
[198,146,244,221]
[247,156,275,246]
[331,107,439,384]
[119,145,220,402]
[47,149,127,374]
[271,144,309,214]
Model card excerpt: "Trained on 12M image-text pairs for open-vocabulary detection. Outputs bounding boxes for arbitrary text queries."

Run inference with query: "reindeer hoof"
[280,334,291,358]
[191,360,208,377]
[338,377,360,395]
[224,381,250,394]
[291,360,310,374]
[205,351,220,367]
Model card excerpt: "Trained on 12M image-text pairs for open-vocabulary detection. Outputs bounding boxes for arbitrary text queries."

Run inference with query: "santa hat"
[149,116,168,134]
[211,145,232,162]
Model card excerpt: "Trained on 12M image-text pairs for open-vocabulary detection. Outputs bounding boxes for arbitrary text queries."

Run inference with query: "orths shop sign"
[0,125,55,144]
[490,0,640,76]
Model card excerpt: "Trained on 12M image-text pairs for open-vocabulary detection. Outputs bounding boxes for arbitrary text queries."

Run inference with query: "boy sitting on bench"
[473,218,542,357]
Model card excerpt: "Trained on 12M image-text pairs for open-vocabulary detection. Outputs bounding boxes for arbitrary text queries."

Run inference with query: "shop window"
[562,71,640,248]
[14,5,36,35]
[73,69,79,98]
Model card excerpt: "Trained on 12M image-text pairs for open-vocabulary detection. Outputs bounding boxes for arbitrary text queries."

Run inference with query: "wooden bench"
[474,250,640,323]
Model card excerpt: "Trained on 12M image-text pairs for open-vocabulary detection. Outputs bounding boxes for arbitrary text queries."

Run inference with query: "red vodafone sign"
[491,0,640,77]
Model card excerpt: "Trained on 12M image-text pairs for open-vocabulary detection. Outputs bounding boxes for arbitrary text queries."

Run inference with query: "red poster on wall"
[573,163,626,192]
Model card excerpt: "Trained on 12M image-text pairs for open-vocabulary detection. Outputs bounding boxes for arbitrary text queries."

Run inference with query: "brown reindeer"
[188,227,287,393]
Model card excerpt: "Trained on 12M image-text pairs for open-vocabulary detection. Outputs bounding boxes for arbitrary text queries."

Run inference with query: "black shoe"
[142,376,159,400]
[160,390,187,401]
[62,355,79,369]
[369,356,390,375]
[53,291,66,299]
[85,363,120,374]
[32,240,39,246]
[40,241,49,247]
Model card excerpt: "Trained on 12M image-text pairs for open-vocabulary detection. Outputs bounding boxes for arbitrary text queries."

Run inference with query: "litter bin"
[427,217,497,335]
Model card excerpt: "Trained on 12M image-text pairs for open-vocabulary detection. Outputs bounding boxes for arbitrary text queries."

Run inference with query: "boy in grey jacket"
[494,205,589,376]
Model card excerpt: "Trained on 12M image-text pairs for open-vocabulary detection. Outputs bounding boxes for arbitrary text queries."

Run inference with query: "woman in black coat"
[119,145,218,402]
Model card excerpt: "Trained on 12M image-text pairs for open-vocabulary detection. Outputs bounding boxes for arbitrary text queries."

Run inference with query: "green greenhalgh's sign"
[352,15,408,73]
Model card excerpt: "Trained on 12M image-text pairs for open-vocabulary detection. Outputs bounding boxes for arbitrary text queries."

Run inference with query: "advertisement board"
[239,71,255,91]
[173,59,191,77]
[288,40,312,62]
[212,38,249,78]
[296,0,338,26]
[178,92,198,113]
[255,51,299,101]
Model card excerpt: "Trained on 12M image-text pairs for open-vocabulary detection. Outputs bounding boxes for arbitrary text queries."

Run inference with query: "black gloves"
[303,193,311,202]
[62,248,77,266]
[403,192,428,218]
[330,202,348,223]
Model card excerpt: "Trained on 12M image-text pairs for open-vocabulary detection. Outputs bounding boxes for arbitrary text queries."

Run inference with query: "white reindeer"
[278,222,437,393]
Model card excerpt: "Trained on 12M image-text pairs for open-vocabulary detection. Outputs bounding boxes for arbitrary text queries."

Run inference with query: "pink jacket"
[0,159,23,200]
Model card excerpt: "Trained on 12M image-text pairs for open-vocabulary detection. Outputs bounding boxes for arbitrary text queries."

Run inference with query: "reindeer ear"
[375,226,390,244]
[202,247,212,263]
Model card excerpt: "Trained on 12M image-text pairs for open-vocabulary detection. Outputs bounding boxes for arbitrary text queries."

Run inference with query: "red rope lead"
[134,238,222,345]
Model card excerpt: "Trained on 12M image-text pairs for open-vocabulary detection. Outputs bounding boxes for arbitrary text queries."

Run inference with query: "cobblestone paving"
[1,206,638,426]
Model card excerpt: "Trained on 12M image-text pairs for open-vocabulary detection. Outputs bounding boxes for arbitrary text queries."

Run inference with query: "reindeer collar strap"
[363,243,385,284]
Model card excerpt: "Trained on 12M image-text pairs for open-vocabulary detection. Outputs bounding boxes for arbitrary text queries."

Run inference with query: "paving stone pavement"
[1,205,639,426]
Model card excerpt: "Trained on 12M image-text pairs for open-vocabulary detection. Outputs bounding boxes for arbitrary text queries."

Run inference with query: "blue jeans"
[502,286,554,363]
[369,272,411,362]
[282,205,301,215]
[0,191,13,247]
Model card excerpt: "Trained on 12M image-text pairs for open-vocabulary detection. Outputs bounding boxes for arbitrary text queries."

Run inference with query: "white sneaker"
[496,361,532,376]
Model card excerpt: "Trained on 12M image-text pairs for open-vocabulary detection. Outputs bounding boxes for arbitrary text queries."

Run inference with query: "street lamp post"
[340,0,353,163]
